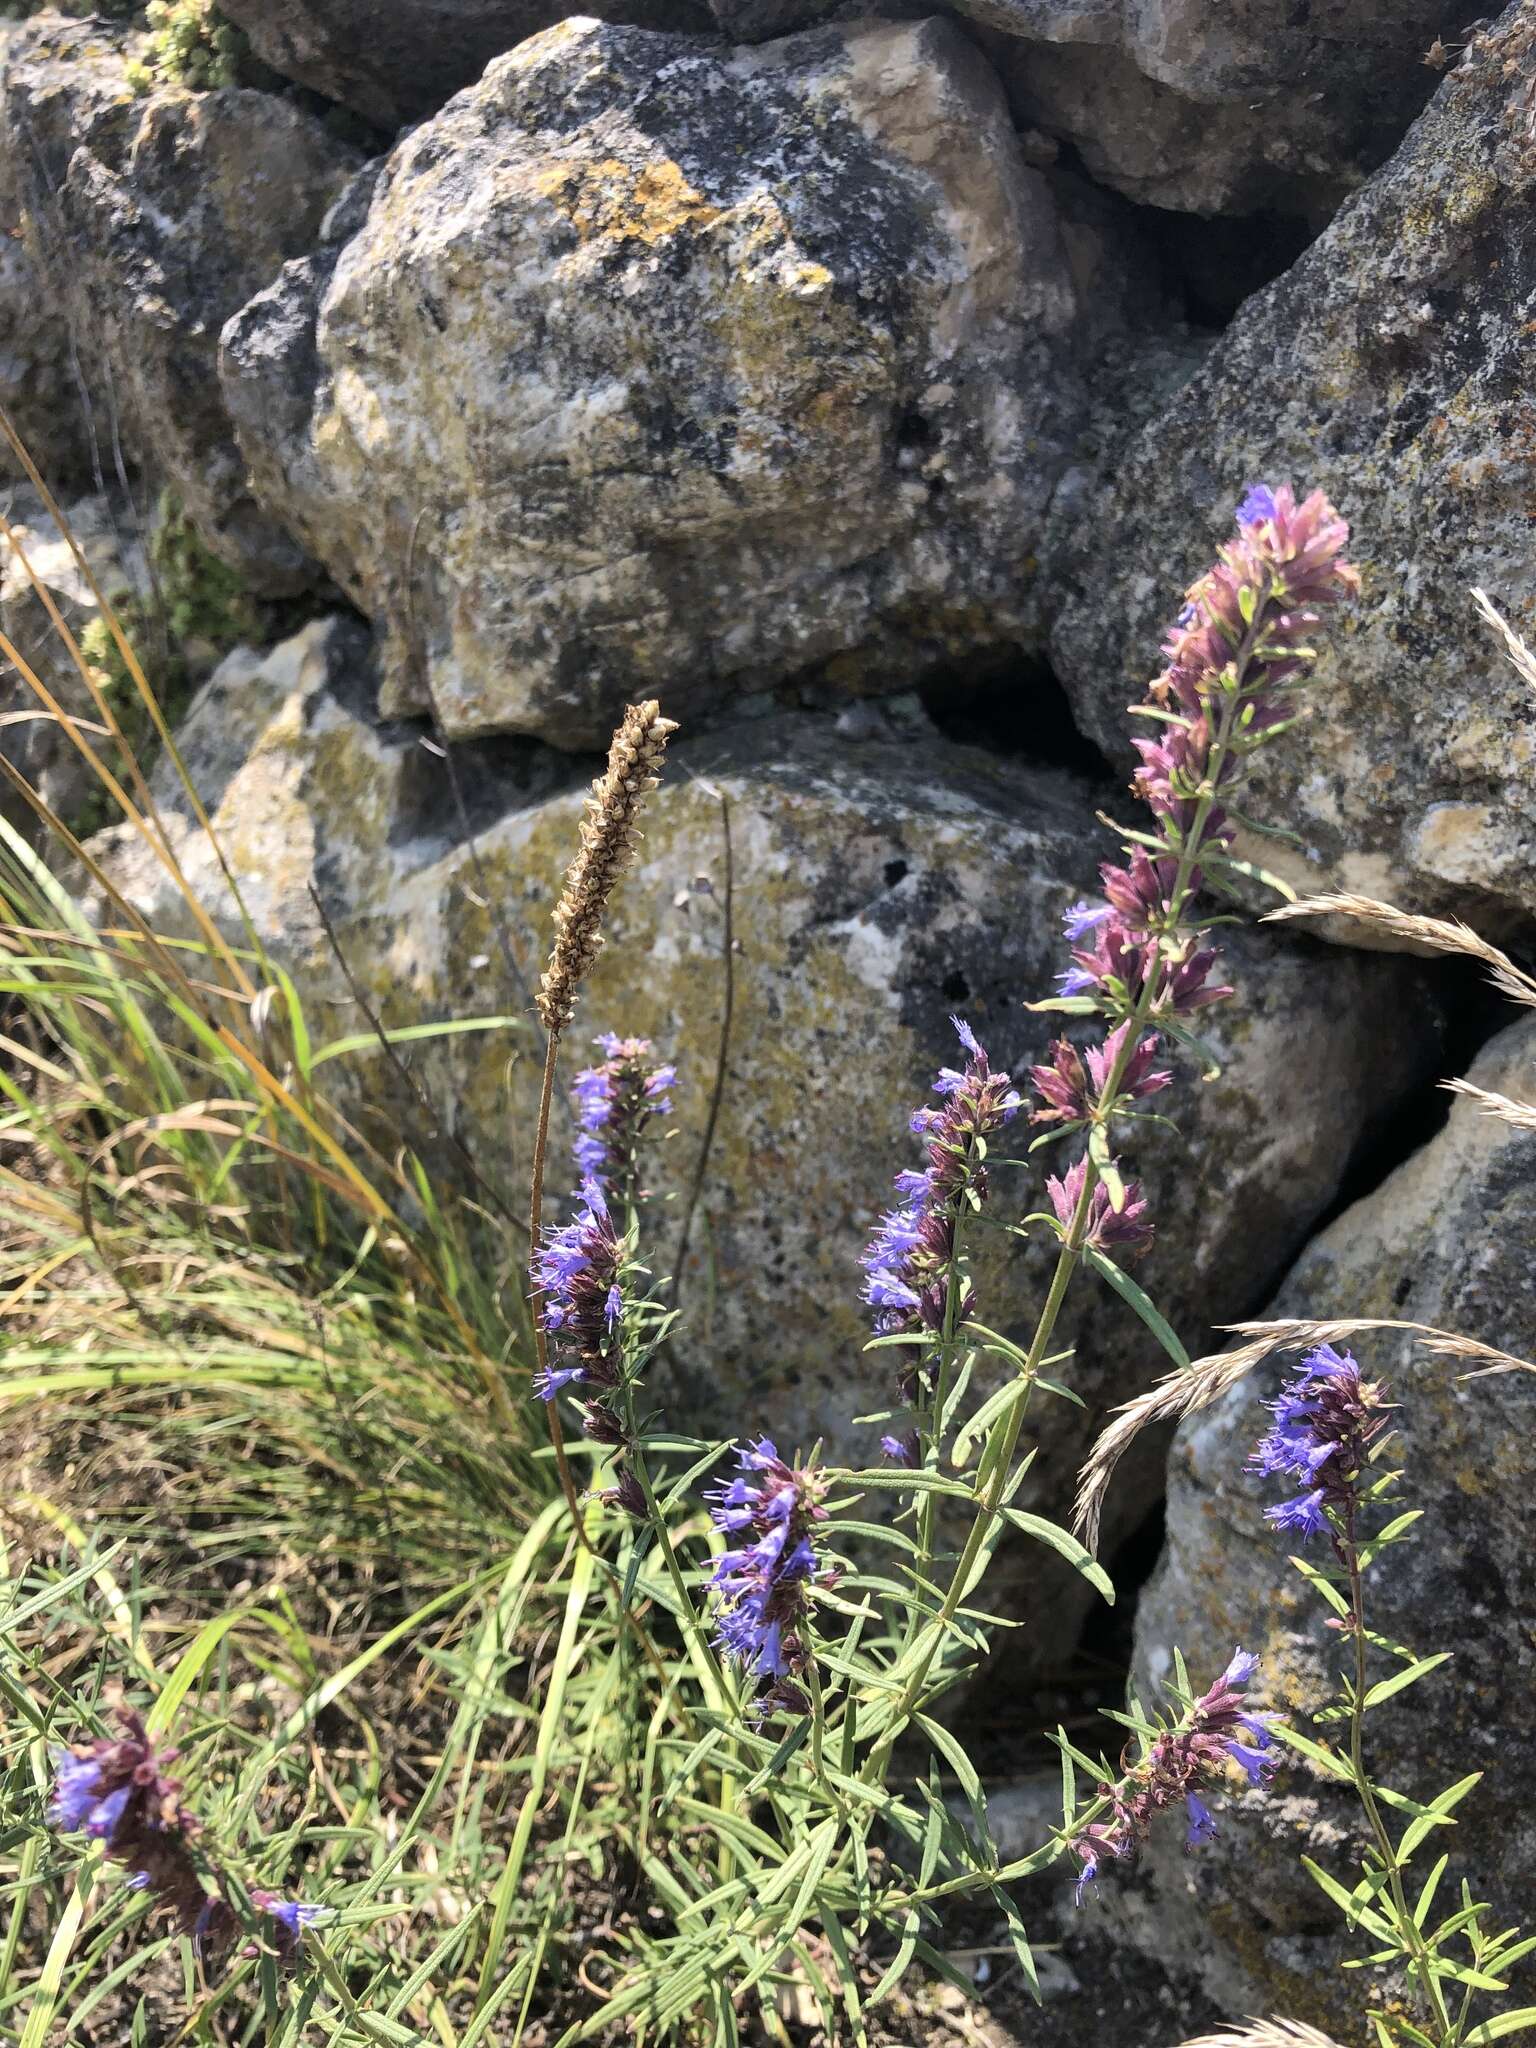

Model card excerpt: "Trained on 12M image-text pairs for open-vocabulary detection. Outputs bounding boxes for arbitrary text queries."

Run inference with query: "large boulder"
[1129,1013,1536,2023]
[1043,7,1536,933]
[95,630,1448,1663]
[971,0,1463,215]
[218,0,713,130]
[218,17,1088,748]
[1,16,362,589]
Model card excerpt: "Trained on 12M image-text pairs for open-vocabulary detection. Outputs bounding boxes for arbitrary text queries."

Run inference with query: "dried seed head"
[536,701,677,1035]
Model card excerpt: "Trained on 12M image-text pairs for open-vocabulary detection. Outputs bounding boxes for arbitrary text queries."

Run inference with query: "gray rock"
[219,0,714,130]
[1129,1012,1536,2023]
[0,487,151,833]
[93,648,1447,1663]
[219,17,1088,747]
[972,0,1462,215]
[2,16,362,590]
[1043,7,1536,933]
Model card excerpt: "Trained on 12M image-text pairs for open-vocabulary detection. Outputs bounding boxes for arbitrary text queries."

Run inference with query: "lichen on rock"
[1042,7,1536,933]
[219,16,1088,747]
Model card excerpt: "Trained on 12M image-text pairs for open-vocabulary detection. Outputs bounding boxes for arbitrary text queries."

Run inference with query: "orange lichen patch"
[535,157,722,246]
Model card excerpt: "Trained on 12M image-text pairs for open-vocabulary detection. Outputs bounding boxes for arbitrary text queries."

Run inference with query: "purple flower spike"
[50,1705,241,1961]
[1067,1650,1281,1908]
[707,1441,830,1713]
[568,1033,676,1201]
[860,1018,1020,1421]
[1250,1346,1389,1541]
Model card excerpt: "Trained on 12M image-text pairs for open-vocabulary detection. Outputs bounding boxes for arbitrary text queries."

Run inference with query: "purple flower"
[881,1429,920,1468]
[1250,1346,1389,1539]
[251,1891,335,1960]
[532,1181,627,1443]
[49,1706,240,1959]
[1235,484,1278,529]
[860,1019,1020,1418]
[1063,898,1113,943]
[1185,1792,1218,1846]
[1045,1155,1153,1256]
[707,1442,829,1710]
[569,1034,675,1200]
[1266,1488,1330,1541]
[1051,485,1355,1036]
[1071,1650,1280,1907]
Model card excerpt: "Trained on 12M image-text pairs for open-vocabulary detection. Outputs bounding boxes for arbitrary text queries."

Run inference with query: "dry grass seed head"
[1074,1316,1536,1551]
[536,699,678,1036]
[1174,2021,1349,2048]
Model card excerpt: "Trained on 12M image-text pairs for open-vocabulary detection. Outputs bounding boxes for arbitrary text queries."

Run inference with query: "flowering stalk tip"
[707,1440,832,1717]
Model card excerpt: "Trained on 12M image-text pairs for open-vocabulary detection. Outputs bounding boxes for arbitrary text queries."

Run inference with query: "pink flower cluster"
[1032,485,1358,1257]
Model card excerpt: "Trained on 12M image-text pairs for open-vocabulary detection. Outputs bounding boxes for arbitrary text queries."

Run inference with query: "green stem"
[1341,1506,1454,2041]
[856,673,1250,1786]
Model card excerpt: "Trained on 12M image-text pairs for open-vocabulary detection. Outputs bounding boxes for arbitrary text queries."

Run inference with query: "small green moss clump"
[126,0,249,92]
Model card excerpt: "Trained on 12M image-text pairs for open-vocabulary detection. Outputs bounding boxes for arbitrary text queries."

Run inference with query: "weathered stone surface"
[219,17,1087,747]
[971,0,1461,215]
[95,644,1447,1660]
[219,0,713,130]
[0,488,151,834]
[1129,1013,1536,2022]
[1044,9,1536,934]
[2,16,362,588]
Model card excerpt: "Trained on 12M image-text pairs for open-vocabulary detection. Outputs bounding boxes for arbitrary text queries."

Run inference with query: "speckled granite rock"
[218,17,1087,747]
[1128,1012,1536,2023]
[971,0,1462,215]
[93,641,1447,1661]
[2,15,361,590]
[218,0,714,129]
[1043,7,1536,933]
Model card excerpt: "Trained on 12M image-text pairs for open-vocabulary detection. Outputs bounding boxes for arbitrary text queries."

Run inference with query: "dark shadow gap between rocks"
[919,648,1111,779]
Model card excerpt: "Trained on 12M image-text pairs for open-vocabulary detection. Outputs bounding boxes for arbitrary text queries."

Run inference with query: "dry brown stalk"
[1443,1076,1536,1133]
[1264,893,1536,1010]
[1471,585,1536,694]
[1074,1315,1536,1551]
[530,700,677,1533]
[1174,2020,1348,2048]
[536,699,678,1035]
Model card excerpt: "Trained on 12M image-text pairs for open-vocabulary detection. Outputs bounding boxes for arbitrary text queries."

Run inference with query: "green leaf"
[1398,1773,1482,1860]
[866,1908,921,2007]
[1003,1511,1114,1604]
[1363,1652,1451,1710]
[992,1888,1041,2004]
[1287,1553,1351,1617]
[1459,2006,1536,2044]
[1080,1246,1189,1367]
[1302,1858,1396,1940]
[1271,1723,1351,1780]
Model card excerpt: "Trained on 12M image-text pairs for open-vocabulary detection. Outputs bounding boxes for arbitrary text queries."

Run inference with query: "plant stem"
[529,1030,587,1542]
[857,676,1247,1783]
[1341,1505,1454,2041]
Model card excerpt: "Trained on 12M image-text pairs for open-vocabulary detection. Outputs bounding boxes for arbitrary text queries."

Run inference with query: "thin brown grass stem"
[529,1027,586,1543]
[669,783,733,1309]
[0,407,271,983]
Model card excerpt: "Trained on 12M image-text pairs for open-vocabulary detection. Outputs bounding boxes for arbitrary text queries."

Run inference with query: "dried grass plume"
[1174,2020,1348,2048]
[537,700,678,1035]
[1074,1316,1536,1552]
